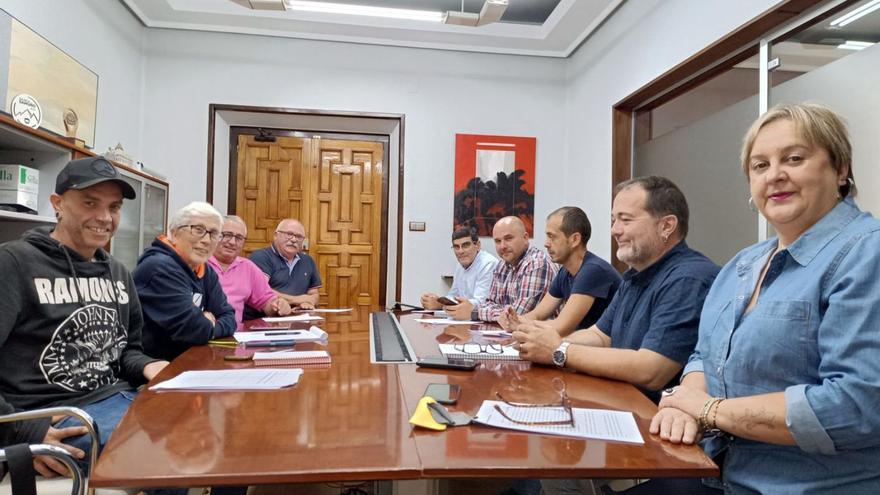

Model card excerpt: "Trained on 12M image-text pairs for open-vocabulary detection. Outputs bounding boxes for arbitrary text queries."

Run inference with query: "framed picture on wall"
[0,10,99,148]
[453,133,536,236]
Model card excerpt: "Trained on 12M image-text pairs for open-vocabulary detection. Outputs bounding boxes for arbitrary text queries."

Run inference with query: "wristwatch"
[552,341,571,368]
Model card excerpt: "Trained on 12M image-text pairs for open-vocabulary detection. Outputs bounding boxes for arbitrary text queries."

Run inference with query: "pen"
[262,331,303,336]
[245,340,296,348]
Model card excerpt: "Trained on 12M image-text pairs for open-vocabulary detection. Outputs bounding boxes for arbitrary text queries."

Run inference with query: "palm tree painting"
[453,134,536,236]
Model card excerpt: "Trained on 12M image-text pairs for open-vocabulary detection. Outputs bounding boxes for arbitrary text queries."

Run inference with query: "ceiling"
[121,0,625,57]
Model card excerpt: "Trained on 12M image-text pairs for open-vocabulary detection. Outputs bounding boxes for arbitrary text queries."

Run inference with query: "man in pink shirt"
[208,215,291,325]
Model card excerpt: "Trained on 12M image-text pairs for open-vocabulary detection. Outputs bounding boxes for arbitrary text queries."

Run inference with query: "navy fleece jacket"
[133,237,235,361]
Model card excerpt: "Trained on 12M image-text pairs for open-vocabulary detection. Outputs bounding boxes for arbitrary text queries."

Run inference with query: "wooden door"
[234,133,385,312]
[235,135,311,257]
[310,138,384,312]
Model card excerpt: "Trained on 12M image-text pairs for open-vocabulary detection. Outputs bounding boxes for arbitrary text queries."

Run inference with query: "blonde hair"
[740,102,855,197]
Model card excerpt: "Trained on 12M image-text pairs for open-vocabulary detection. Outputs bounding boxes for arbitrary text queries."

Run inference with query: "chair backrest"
[0,443,84,495]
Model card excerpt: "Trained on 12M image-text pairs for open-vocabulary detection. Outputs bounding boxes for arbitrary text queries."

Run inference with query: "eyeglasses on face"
[276,230,305,241]
[452,241,474,251]
[454,343,504,355]
[220,232,247,243]
[494,391,575,427]
[180,224,221,242]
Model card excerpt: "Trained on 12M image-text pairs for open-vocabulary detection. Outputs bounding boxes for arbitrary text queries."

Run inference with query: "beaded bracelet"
[698,398,716,431]
[708,398,726,430]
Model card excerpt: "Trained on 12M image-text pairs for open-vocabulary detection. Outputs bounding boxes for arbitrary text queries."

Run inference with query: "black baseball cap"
[55,156,137,199]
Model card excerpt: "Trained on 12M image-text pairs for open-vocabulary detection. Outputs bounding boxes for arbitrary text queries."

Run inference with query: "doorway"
[228,127,388,311]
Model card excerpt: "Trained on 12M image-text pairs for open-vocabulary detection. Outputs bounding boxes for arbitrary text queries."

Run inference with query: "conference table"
[90,308,717,489]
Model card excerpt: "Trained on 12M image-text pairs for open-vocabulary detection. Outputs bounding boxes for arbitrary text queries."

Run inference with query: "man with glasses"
[208,215,291,326]
[249,218,322,316]
[134,201,237,361]
[420,227,498,310]
[446,216,557,322]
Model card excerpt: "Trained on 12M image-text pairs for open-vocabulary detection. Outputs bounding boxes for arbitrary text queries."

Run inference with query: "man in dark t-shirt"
[499,207,621,336]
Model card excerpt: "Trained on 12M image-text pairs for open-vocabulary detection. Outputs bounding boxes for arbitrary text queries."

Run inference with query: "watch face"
[553,350,565,366]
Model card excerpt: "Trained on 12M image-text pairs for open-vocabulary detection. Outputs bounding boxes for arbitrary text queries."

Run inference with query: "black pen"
[244,340,296,348]
[262,331,303,336]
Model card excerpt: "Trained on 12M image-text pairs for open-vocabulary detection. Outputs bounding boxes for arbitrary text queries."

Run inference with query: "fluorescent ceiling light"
[830,0,880,27]
[284,1,444,22]
[837,40,874,50]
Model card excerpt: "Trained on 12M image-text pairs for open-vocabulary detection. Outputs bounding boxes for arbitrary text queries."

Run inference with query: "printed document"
[234,326,328,343]
[416,318,481,325]
[150,369,303,390]
[473,400,644,444]
[262,314,323,322]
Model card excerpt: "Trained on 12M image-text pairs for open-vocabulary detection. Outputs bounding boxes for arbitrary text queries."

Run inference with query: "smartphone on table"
[436,296,458,306]
[423,383,461,405]
[416,355,478,371]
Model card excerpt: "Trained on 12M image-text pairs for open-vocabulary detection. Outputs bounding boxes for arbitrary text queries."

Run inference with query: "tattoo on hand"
[736,407,776,431]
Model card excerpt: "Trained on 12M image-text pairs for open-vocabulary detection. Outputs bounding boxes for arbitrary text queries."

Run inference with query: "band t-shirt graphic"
[40,303,127,392]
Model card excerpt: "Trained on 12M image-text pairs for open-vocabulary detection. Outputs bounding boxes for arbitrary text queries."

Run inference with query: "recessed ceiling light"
[284,1,444,22]
[837,40,874,50]
[830,0,880,27]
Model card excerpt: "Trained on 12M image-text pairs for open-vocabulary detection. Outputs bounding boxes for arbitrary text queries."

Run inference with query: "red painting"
[453,134,536,236]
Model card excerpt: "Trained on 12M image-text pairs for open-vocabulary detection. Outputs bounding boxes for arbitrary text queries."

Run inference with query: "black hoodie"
[0,227,157,446]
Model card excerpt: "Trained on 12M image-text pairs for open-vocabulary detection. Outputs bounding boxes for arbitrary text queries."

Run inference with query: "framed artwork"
[453,133,536,236]
[0,11,98,148]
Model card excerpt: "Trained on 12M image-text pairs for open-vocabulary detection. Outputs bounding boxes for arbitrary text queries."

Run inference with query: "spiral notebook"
[438,343,522,361]
[252,350,331,367]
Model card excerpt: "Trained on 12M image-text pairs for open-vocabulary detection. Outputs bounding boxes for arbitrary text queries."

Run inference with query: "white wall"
[562,0,780,261]
[0,0,146,156]
[138,29,568,303]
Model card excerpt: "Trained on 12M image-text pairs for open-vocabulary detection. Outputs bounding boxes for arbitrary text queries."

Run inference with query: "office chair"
[0,406,132,495]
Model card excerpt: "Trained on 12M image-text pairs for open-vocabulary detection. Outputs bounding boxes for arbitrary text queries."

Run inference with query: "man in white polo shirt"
[420,227,497,310]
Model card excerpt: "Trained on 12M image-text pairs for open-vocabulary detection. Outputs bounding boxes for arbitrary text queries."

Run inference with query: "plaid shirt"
[476,245,558,321]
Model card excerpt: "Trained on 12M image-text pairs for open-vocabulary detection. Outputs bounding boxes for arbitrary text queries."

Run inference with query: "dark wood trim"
[396,115,405,304]
[609,0,851,271]
[610,107,632,272]
[208,105,405,307]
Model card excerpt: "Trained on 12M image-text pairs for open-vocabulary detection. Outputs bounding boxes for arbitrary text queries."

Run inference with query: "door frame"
[206,104,405,306]
[608,0,845,271]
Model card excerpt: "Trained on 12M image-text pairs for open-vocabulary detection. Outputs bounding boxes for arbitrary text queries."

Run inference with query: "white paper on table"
[262,314,323,322]
[473,400,644,444]
[438,343,520,359]
[307,308,353,313]
[149,369,303,391]
[415,318,481,325]
[234,326,328,343]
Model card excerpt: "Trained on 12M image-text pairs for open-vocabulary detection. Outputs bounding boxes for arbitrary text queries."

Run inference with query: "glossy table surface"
[91,309,717,488]
[395,313,718,479]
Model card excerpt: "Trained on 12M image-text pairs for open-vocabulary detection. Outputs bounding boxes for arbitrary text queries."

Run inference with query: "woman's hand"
[650,406,702,445]
[659,384,711,418]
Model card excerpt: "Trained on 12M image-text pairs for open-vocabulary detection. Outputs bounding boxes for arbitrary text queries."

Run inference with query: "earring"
[661,234,669,243]
[748,197,757,212]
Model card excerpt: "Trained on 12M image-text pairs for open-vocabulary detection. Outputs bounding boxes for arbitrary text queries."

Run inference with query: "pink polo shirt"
[207,256,276,325]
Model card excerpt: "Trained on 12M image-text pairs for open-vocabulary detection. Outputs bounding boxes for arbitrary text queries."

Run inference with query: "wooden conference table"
[91,309,717,489]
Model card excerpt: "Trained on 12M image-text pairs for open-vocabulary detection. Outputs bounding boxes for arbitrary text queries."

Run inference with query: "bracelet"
[698,398,715,432]
[708,398,726,431]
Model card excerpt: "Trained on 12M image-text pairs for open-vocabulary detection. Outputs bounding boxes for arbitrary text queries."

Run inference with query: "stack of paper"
[150,369,303,391]
[262,314,323,323]
[253,350,331,367]
[473,400,644,443]
[234,326,328,344]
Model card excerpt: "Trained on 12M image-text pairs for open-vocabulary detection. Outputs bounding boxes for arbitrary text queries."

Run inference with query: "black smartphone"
[416,355,479,371]
[436,296,458,306]
[424,383,461,405]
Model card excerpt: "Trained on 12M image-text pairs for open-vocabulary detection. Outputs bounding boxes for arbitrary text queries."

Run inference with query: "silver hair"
[168,201,223,233]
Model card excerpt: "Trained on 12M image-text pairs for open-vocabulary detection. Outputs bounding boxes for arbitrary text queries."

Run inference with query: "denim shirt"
[685,198,880,493]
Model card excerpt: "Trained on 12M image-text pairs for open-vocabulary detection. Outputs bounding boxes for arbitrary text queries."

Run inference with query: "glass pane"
[114,175,141,271]
[143,183,166,250]
[769,0,880,215]
[633,66,760,266]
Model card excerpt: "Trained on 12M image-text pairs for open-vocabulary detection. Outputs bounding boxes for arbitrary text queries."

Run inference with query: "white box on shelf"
[0,164,39,194]
[0,189,38,212]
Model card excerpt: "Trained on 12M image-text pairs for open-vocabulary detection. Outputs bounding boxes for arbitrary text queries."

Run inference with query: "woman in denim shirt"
[649,103,880,494]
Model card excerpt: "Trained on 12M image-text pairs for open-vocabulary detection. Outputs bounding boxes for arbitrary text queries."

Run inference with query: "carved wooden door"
[309,138,384,312]
[234,134,384,311]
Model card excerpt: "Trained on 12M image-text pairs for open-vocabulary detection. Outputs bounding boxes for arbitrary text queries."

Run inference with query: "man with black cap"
[0,156,168,478]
